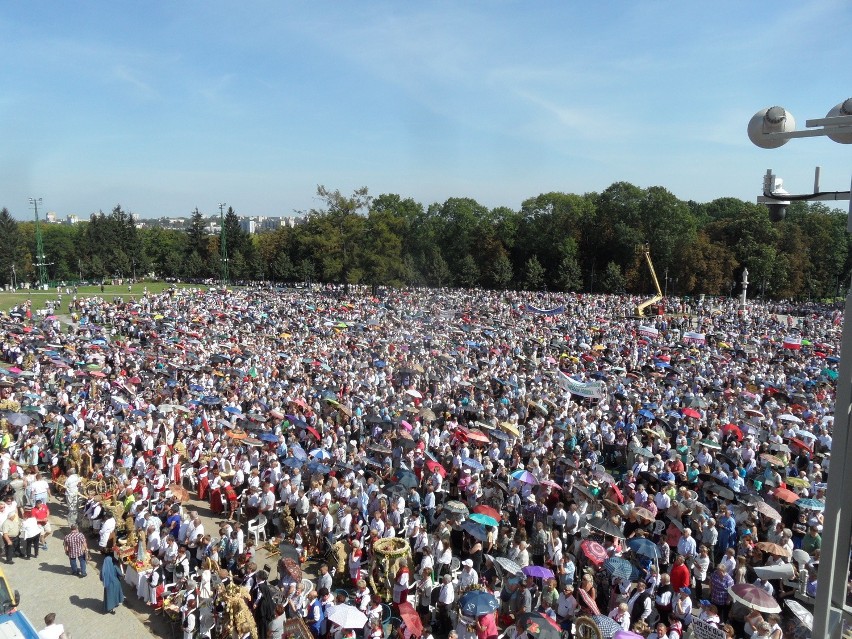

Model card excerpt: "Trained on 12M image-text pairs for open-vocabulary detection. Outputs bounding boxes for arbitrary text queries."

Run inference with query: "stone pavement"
[3,497,172,638]
[1,484,323,638]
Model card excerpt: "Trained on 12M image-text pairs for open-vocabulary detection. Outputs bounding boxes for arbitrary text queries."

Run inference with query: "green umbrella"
[469,512,498,527]
[822,368,838,380]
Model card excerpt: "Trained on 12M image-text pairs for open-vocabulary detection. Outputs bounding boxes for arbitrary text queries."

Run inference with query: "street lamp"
[749,98,852,639]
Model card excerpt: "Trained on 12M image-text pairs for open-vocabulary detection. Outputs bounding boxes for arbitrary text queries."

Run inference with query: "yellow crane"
[635,248,663,317]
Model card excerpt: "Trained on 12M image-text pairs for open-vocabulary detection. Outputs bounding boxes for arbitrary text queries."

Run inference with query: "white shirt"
[38,625,66,639]
[438,582,455,605]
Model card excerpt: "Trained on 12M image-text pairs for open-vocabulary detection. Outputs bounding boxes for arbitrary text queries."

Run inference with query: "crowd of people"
[0,284,845,639]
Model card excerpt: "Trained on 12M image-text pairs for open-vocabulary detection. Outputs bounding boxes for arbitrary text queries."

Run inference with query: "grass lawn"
[0,282,207,314]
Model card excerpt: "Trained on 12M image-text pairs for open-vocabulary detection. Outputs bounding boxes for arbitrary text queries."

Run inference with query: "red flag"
[201,415,210,433]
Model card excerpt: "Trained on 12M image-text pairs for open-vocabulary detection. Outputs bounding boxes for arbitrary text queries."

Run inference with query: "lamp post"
[29,197,51,287]
[749,98,852,639]
[218,203,229,286]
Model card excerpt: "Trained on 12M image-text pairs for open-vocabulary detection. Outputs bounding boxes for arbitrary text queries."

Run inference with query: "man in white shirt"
[437,574,454,633]
[676,528,697,561]
[37,612,67,639]
[457,559,478,590]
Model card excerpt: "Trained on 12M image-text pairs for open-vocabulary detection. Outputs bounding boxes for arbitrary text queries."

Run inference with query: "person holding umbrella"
[709,564,734,623]
[475,609,499,639]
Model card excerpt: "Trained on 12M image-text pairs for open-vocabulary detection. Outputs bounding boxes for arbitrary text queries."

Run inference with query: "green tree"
[0,208,24,287]
[187,207,209,260]
[524,256,546,290]
[556,255,582,291]
[427,249,451,287]
[184,251,205,278]
[601,261,625,293]
[457,254,480,288]
[489,253,513,290]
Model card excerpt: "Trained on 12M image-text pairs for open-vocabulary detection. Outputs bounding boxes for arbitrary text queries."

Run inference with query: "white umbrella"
[327,604,368,629]
[405,389,423,399]
[777,414,802,423]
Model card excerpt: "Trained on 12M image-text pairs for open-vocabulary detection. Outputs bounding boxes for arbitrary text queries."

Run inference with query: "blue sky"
[1,1,850,219]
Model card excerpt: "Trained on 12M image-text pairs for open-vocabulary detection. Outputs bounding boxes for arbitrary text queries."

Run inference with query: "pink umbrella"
[727,583,781,614]
[400,420,413,432]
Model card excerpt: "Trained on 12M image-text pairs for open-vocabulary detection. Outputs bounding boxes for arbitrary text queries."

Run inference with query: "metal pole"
[812,205,852,639]
[30,197,49,286]
[218,203,229,286]
[813,291,852,637]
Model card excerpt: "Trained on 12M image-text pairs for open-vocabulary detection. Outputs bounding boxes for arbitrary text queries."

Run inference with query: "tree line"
[0,182,849,300]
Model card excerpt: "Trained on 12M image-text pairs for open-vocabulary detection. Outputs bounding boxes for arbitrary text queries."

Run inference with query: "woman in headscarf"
[101,550,126,614]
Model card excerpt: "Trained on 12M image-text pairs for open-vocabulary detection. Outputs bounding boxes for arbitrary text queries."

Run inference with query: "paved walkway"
[3,490,311,638]
[3,498,172,638]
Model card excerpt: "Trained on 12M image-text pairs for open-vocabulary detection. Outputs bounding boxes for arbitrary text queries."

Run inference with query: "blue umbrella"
[393,469,419,490]
[291,444,308,461]
[285,414,308,429]
[166,378,179,387]
[189,384,205,393]
[459,590,498,617]
[637,409,655,420]
[306,461,331,474]
[224,406,242,415]
[373,359,386,368]
[258,432,279,443]
[604,557,638,581]
[795,498,825,511]
[461,521,487,541]
[463,458,485,471]
[282,457,304,468]
[310,448,332,460]
[201,396,221,405]
[490,429,513,442]
[627,537,659,559]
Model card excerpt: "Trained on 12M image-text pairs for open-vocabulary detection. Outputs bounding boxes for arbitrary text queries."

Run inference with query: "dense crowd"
[0,285,843,639]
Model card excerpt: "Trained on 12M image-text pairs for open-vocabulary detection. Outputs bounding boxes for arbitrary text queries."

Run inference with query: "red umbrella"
[465,429,490,445]
[580,540,608,568]
[473,505,501,522]
[577,588,601,615]
[772,487,800,504]
[398,602,423,637]
[721,423,743,441]
[305,426,321,440]
[425,460,447,477]
[787,437,812,453]
[607,482,624,505]
[682,408,701,419]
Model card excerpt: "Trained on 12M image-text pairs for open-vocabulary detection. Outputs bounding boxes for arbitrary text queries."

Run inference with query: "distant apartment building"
[66,214,79,225]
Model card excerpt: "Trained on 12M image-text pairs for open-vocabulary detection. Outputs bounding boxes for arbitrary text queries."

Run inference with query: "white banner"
[638,325,659,339]
[692,620,726,639]
[557,370,605,399]
[683,331,706,345]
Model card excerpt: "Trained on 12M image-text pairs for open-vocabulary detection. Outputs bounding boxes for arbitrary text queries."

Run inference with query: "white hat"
[462,559,473,567]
